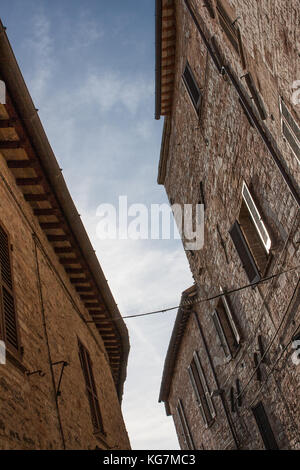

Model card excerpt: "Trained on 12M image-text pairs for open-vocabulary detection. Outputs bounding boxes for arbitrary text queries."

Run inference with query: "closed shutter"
[252,402,279,450]
[182,62,202,112]
[188,364,208,425]
[192,352,215,421]
[280,99,300,163]
[212,309,231,360]
[221,294,241,345]
[177,400,195,450]
[0,224,19,353]
[229,221,261,283]
[281,99,300,141]
[78,340,104,434]
[242,182,271,252]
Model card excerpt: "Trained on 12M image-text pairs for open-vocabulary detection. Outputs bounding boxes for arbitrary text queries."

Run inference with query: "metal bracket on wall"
[25,369,45,377]
[51,360,69,397]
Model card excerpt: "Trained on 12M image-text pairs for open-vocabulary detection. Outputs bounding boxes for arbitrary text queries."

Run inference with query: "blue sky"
[1,0,193,449]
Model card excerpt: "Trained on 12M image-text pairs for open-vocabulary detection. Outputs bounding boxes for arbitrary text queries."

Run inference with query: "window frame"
[242,181,271,254]
[280,97,300,164]
[176,399,195,450]
[212,292,241,362]
[182,61,202,115]
[0,221,21,359]
[78,339,104,435]
[216,0,246,67]
[188,351,216,427]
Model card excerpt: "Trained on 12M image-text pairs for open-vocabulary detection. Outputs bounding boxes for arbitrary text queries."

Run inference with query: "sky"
[0,0,193,449]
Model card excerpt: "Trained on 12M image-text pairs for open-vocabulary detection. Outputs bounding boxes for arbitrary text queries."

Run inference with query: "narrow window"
[241,182,271,254]
[229,220,261,283]
[280,98,300,164]
[212,292,240,361]
[188,351,215,426]
[230,182,271,282]
[216,0,246,66]
[252,402,279,450]
[182,62,202,114]
[78,340,104,434]
[0,223,20,356]
[176,399,195,450]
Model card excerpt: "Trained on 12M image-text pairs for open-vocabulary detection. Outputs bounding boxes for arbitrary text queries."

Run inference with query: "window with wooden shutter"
[252,402,279,450]
[0,223,20,355]
[176,399,195,450]
[212,292,240,361]
[188,351,215,426]
[182,62,202,114]
[241,182,271,254]
[280,98,300,164]
[230,182,271,280]
[78,340,104,434]
[216,0,246,67]
[229,220,261,283]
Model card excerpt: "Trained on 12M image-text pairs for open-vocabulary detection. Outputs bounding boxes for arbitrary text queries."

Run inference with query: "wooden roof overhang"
[0,21,129,401]
[155,0,177,120]
[159,285,197,414]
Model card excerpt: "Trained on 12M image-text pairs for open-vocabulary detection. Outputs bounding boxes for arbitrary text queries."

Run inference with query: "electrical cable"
[118,266,299,320]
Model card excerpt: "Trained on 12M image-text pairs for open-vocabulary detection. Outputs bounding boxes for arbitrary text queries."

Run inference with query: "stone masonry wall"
[163,0,299,450]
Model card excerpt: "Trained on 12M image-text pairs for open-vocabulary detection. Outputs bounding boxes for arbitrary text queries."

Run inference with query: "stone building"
[0,21,130,449]
[156,0,299,450]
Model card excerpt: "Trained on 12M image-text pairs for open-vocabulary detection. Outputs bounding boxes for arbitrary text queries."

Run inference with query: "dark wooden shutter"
[78,340,104,434]
[252,402,279,450]
[0,224,19,353]
[229,221,261,283]
[182,63,201,112]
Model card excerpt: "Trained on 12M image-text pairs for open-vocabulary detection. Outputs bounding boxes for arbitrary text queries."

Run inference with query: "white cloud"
[81,211,193,450]
[80,72,153,115]
[25,11,55,102]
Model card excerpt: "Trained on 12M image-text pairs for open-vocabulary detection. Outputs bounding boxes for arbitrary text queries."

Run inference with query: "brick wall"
[0,154,130,450]
[160,0,300,450]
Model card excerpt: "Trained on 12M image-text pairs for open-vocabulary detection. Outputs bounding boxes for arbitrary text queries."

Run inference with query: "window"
[188,351,215,426]
[216,0,245,66]
[229,182,271,282]
[182,62,202,114]
[0,223,20,356]
[252,402,279,450]
[78,340,104,434]
[212,292,240,361]
[176,399,195,450]
[280,98,300,164]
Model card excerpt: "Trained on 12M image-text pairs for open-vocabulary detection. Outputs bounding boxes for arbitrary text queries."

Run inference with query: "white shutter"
[242,181,271,253]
